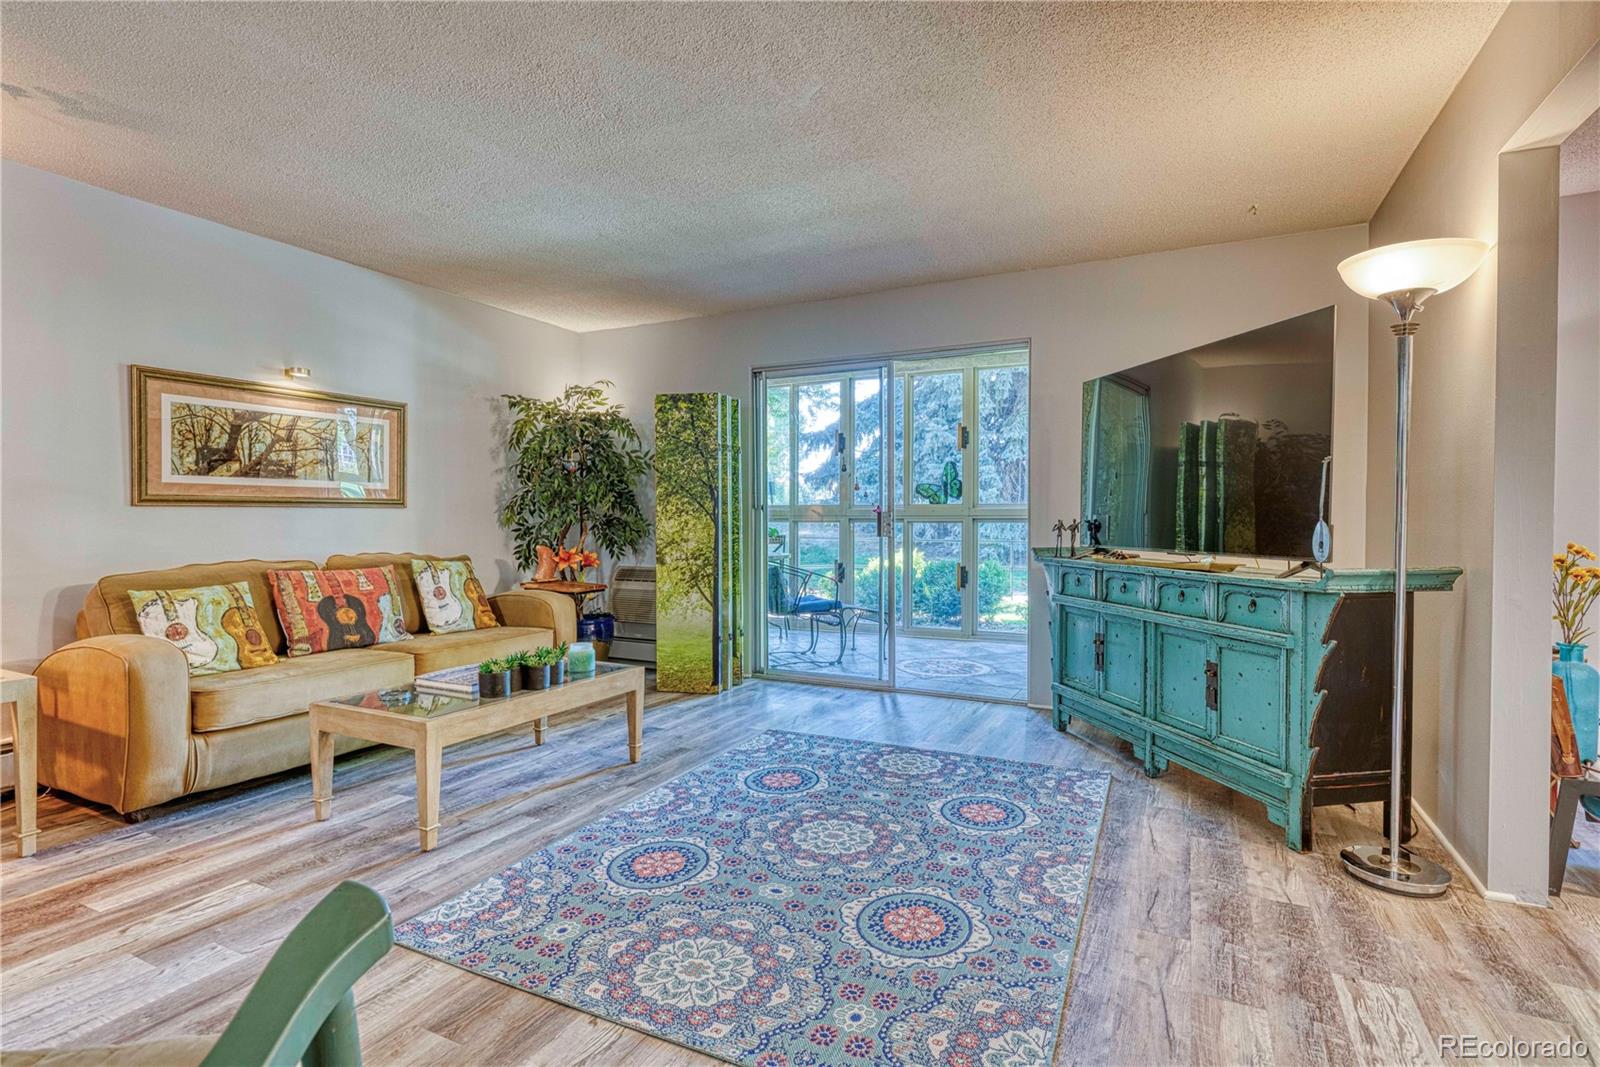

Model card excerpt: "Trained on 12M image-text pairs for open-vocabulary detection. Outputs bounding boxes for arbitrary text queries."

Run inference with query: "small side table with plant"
[1550,542,1600,893]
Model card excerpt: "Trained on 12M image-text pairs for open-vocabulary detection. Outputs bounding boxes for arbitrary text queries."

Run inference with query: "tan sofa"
[36,552,575,815]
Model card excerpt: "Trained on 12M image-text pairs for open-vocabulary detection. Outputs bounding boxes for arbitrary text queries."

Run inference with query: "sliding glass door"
[755,363,895,685]
[753,344,1029,702]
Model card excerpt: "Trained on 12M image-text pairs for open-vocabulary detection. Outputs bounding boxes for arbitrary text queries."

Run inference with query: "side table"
[1,669,39,857]
[520,579,607,615]
[1550,775,1600,896]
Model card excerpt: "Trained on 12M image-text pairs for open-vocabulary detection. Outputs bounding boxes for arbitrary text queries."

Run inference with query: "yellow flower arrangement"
[1554,544,1600,645]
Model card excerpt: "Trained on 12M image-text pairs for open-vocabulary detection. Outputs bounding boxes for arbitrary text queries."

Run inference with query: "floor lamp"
[1335,237,1490,897]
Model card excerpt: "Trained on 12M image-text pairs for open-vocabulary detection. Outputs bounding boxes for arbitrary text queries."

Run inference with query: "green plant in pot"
[504,649,537,691]
[500,382,652,584]
[518,648,551,691]
[549,642,570,685]
[478,658,512,698]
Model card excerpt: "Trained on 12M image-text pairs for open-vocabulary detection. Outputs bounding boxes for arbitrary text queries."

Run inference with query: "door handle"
[1204,660,1219,710]
[957,423,970,450]
[957,564,969,590]
[1094,632,1105,672]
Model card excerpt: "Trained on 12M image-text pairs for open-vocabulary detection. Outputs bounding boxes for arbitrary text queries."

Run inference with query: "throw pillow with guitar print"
[128,581,280,675]
[411,558,500,633]
[268,566,412,656]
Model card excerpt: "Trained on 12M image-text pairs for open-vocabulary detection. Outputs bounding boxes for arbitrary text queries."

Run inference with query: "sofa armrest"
[490,589,577,645]
[35,635,193,813]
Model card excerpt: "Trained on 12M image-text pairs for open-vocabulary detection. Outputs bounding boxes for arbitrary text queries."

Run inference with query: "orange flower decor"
[1553,543,1600,645]
[552,547,602,580]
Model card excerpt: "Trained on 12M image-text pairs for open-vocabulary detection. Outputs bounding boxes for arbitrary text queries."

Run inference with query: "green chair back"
[200,881,393,1067]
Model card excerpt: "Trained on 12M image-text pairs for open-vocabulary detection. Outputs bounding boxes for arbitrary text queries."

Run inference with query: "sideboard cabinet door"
[1100,615,1146,712]
[1154,625,1211,738]
[1057,603,1100,695]
[1212,638,1288,768]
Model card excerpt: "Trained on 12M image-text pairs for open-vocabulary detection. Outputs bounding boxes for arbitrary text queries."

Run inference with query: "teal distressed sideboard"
[1035,550,1461,850]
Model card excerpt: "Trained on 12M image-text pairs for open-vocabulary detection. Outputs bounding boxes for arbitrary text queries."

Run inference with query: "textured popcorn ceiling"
[1,2,1505,331]
[1563,109,1600,197]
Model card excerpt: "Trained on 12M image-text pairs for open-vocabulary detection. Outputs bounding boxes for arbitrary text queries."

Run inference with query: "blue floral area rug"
[395,730,1109,1066]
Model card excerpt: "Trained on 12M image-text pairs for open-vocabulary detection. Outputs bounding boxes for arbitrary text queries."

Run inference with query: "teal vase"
[1554,642,1599,819]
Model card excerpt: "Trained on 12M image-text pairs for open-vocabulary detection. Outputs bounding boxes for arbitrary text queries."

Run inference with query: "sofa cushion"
[372,626,552,676]
[188,647,414,733]
[83,558,316,652]
[411,558,500,633]
[325,552,475,635]
[267,566,412,655]
[127,581,280,675]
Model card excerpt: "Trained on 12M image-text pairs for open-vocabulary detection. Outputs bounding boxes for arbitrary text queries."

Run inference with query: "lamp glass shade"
[1337,238,1490,301]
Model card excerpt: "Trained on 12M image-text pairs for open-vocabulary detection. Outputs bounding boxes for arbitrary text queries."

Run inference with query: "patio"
[765,623,1028,702]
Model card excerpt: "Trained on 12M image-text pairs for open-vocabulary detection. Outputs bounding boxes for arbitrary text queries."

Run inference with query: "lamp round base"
[1339,843,1451,897]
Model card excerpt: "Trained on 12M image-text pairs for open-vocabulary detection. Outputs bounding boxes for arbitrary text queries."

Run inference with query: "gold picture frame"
[130,365,407,506]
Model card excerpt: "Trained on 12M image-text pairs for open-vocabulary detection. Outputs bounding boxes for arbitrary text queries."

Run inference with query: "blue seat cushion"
[792,596,841,614]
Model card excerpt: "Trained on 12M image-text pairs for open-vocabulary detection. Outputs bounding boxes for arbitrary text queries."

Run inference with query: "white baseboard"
[1411,801,1527,906]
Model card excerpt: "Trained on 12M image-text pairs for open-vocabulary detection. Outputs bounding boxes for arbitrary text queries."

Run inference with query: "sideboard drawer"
[1057,567,1096,598]
[1102,573,1150,608]
[1155,578,1208,618]
[1219,586,1289,632]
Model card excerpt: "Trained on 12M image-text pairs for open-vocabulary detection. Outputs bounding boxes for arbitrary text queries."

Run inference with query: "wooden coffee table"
[308,662,645,851]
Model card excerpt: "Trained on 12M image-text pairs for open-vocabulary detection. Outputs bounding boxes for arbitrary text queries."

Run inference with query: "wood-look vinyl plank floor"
[1,679,1597,1065]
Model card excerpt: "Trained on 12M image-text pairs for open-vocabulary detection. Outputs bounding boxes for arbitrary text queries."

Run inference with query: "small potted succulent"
[550,642,570,685]
[504,649,533,692]
[477,657,512,698]
[523,647,553,691]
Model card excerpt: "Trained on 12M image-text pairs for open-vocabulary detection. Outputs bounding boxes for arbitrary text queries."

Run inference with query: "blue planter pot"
[579,613,616,643]
[1554,642,1599,818]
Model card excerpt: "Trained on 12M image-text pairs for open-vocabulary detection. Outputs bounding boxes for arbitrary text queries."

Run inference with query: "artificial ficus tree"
[500,382,651,573]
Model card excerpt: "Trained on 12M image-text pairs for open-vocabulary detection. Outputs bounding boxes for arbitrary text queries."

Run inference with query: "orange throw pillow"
[268,566,412,656]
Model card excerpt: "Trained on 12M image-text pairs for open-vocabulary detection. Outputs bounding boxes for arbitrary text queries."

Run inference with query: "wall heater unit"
[609,565,657,664]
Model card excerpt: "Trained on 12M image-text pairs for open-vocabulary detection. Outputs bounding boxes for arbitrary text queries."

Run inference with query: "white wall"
[0,161,579,671]
[1555,190,1600,569]
[1362,2,1600,902]
[580,225,1372,707]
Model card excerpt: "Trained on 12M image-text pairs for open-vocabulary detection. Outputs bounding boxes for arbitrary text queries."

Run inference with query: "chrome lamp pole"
[1335,237,1489,897]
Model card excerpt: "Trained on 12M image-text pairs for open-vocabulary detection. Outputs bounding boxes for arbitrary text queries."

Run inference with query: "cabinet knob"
[1119,581,1128,594]
[1177,589,1186,603]
[1248,598,1258,614]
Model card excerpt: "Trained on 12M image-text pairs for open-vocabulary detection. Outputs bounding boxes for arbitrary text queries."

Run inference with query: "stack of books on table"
[415,665,480,697]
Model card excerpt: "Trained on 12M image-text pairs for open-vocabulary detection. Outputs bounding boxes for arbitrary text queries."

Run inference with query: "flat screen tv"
[1082,307,1333,559]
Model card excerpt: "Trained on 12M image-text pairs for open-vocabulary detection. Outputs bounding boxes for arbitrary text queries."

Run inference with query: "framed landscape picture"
[131,365,406,506]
